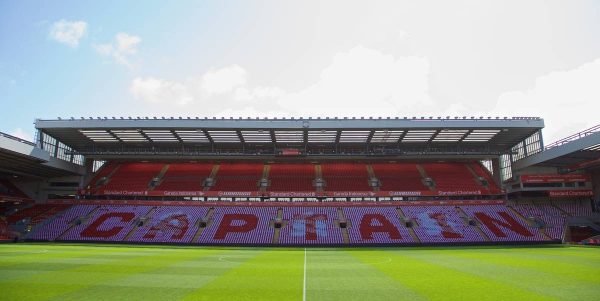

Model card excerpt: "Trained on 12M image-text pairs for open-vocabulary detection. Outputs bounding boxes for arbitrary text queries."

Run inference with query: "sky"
[1,0,599,144]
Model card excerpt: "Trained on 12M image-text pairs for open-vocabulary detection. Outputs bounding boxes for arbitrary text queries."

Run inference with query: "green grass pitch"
[0,243,599,301]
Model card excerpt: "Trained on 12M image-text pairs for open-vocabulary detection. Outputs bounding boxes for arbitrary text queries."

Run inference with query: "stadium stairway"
[507,204,553,241]
[507,206,535,226]
[396,207,421,243]
[465,164,491,193]
[25,211,65,240]
[507,205,554,240]
[366,165,380,191]
[124,207,156,241]
[91,163,121,192]
[261,165,270,193]
[455,206,491,241]
[192,207,214,243]
[552,203,574,217]
[314,164,323,192]
[56,206,100,241]
[415,164,435,191]
[30,205,72,225]
[538,228,554,241]
[271,208,283,244]
[337,208,350,244]
[204,165,220,191]
[148,165,170,191]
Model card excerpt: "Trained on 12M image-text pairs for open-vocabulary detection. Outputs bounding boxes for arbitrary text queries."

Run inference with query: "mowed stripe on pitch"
[182,249,302,301]
[45,248,260,301]
[306,248,427,301]
[351,249,557,301]
[406,247,600,301]
[0,246,229,301]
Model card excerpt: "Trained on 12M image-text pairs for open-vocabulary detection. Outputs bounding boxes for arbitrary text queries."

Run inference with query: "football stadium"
[1,117,599,300]
[2,2,600,300]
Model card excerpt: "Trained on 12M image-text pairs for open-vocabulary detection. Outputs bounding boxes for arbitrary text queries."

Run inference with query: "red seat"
[321,163,371,191]
[268,164,315,191]
[371,163,427,191]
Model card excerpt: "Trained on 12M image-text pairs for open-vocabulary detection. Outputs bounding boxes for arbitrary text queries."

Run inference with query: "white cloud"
[492,58,600,143]
[49,20,87,47]
[200,65,247,94]
[279,46,432,117]
[130,64,284,115]
[130,46,432,118]
[10,128,33,142]
[95,33,141,67]
[130,77,192,105]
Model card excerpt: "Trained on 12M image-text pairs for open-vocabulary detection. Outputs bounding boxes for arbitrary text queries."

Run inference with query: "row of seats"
[6,204,71,224]
[269,164,316,191]
[89,162,498,193]
[28,202,568,245]
[101,163,165,191]
[158,164,212,191]
[422,163,482,191]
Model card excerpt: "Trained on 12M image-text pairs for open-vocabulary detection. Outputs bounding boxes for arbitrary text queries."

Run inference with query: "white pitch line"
[303,248,307,301]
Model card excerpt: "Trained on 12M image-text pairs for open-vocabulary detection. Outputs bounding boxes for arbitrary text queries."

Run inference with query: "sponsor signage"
[48,199,505,207]
[437,190,482,196]
[547,190,593,197]
[521,174,591,183]
[90,189,498,197]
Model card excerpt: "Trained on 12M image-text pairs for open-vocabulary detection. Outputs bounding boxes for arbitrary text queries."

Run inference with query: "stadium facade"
[1,117,599,246]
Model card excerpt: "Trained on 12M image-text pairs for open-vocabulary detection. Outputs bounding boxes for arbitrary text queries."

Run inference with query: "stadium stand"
[126,206,208,243]
[60,205,151,241]
[7,204,70,224]
[552,199,594,216]
[155,163,213,191]
[278,207,344,245]
[210,163,263,191]
[470,162,501,193]
[87,163,120,191]
[460,205,548,242]
[268,164,315,191]
[509,202,565,240]
[99,163,164,192]
[81,161,508,196]
[371,163,428,191]
[25,201,588,245]
[27,205,98,241]
[4,117,598,247]
[402,206,486,243]
[197,207,278,245]
[421,163,484,192]
[345,207,417,244]
[321,163,372,191]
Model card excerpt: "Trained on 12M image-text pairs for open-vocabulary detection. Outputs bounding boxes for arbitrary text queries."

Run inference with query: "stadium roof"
[0,132,84,178]
[512,124,600,171]
[35,117,544,159]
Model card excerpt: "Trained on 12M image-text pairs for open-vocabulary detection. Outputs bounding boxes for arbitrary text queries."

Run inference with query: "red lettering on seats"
[475,212,533,237]
[359,214,401,240]
[143,214,189,240]
[303,214,327,241]
[214,214,258,239]
[81,212,135,238]
[429,212,462,238]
